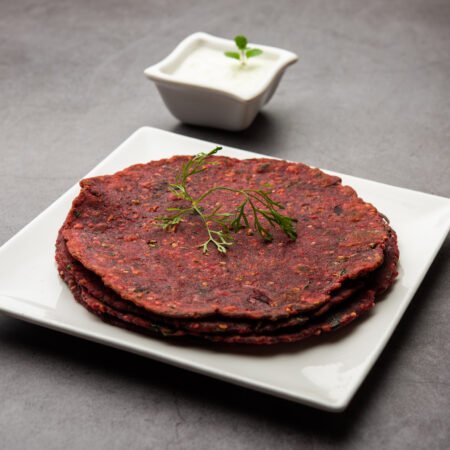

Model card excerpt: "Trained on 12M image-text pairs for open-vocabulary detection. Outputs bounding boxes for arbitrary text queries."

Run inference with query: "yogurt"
[145,33,298,130]
[166,45,278,99]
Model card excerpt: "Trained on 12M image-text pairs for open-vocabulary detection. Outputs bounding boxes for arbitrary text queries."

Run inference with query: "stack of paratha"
[56,156,398,345]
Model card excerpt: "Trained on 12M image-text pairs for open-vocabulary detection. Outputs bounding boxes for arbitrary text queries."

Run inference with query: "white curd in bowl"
[145,32,298,130]
[165,45,279,99]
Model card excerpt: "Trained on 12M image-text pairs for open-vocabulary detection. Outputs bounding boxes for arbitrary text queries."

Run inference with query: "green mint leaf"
[234,35,248,50]
[246,48,263,59]
[224,51,241,60]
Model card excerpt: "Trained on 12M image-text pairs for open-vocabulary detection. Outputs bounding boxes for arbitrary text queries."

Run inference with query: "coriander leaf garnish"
[224,35,263,66]
[234,35,248,50]
[156,148,297,255]
[224,51,241,61]
[245,48,263,58]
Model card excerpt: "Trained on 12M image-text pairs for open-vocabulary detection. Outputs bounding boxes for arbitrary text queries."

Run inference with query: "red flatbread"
[61,156,391,320]
[56,231,364,335]
[56,229,398,344]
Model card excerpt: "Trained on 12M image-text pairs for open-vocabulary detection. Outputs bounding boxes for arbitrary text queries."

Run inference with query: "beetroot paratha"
[56,231,365,335]
[61,156,391,321]
[56,231,398,344]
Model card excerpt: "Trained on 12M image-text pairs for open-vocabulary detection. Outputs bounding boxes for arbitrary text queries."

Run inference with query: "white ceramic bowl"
[144,32,298,131]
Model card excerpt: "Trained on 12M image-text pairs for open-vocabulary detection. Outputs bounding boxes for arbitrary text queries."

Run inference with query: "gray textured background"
[1,0,449,448]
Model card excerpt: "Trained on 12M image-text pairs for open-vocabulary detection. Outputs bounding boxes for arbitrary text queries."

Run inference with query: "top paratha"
[62,156,390,320]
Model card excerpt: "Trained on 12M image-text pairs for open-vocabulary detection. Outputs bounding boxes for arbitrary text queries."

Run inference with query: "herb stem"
[156,148,297,254]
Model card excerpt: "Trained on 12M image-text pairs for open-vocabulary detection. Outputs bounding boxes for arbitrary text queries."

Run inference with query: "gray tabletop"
[1,0,449,448]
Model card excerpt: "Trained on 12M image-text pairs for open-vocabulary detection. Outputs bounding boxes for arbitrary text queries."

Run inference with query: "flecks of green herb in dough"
[74,210,81,218]
[329,316,341,328]
[161,328,176,337]
[256,163,271,173]
[134,287,147,293]
[333,205,343,215]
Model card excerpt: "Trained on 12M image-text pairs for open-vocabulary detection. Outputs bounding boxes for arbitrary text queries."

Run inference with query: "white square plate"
[1,127,449,411]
